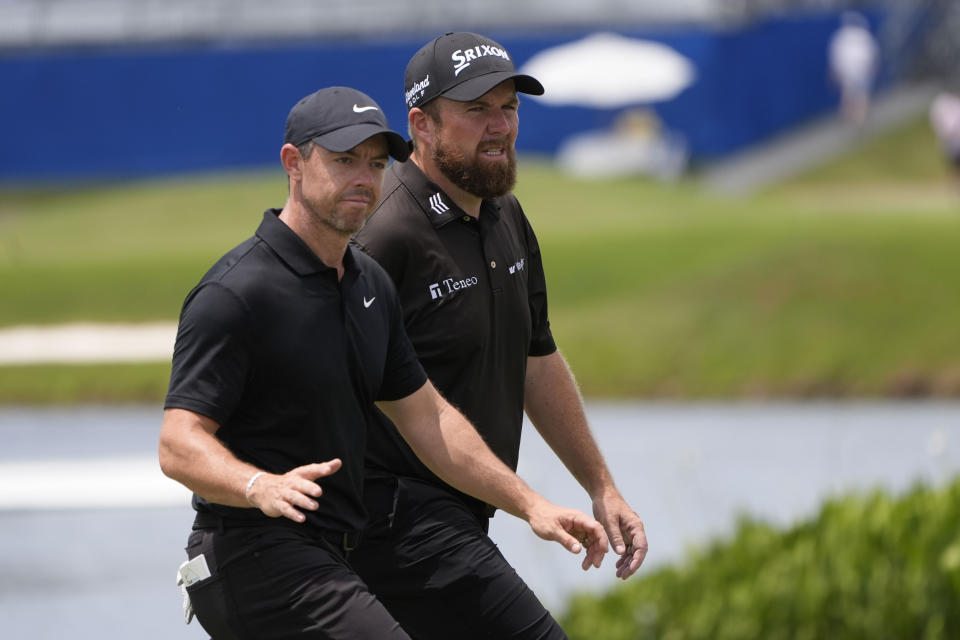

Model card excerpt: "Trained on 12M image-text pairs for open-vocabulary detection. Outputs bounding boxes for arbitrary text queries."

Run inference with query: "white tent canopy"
[520,32,697,108]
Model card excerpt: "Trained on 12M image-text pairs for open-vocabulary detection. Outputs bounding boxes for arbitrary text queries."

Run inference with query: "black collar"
[391,161,502,229]
[256,208,359,278]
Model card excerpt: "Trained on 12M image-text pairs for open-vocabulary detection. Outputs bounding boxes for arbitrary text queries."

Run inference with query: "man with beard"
[159,86,607,640]
[350,33,648,639]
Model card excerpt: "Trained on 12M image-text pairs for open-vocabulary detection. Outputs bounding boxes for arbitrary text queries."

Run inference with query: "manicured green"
[2,117,958,403]
[0,362,172,404]
[517,168,960,398]
[561,478,960,640]
[0,170,284,324]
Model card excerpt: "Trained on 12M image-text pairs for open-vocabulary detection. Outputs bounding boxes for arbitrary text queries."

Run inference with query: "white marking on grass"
[0,456,191,510]
[0,322,177,365]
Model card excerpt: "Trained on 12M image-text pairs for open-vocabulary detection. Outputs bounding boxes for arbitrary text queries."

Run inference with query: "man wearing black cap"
[351,34,649,639]
[159,85,607,640]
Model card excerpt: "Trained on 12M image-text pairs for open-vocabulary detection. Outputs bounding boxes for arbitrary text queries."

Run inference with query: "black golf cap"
[404,32,544,110]
[285,86,409,161]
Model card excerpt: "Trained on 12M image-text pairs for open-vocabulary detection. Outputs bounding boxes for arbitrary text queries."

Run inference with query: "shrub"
[562,478,960,639]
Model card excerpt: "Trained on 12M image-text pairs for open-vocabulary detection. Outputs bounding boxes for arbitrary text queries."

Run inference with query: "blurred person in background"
[158,85,607,640]
[929,88,960,187]
[350,32,648,640]
[829,11,880,128]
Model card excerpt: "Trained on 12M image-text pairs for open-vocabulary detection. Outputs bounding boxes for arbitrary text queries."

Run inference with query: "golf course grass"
[1,116,958,403]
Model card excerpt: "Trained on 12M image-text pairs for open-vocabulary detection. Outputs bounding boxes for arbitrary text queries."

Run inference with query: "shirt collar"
[256,208,359,278]
[392,160,501,228]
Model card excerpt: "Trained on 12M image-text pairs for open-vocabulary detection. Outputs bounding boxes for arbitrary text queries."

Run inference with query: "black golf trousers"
[184,522,409,639]
[349,476,568,640]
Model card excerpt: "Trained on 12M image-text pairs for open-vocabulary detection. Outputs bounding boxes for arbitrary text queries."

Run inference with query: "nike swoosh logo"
[363,297,376,308]
[353,104,379,113]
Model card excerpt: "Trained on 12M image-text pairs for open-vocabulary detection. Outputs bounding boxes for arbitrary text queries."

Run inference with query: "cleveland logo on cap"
[451,44,511,76]
[405,75,431,108]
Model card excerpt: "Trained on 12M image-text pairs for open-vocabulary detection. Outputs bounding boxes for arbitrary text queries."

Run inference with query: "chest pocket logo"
[507,258,525,275]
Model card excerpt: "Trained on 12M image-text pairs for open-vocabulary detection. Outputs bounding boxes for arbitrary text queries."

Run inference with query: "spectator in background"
[929,88,960,186]
[829,11,880,128]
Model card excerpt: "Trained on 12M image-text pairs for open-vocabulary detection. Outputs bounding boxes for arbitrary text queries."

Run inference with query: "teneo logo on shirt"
[428,275,479,299]
[406,74,430,107]
[508,258,525,275]
[452,44,511,76]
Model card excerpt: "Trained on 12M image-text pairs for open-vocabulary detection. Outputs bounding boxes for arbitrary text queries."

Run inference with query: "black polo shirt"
[165,209,427,533]
[352,160,556,514]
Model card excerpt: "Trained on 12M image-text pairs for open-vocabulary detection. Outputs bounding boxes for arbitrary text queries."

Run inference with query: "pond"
[2,401,958,638]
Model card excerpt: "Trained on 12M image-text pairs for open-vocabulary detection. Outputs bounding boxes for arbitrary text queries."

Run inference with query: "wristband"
[244,471,266,505]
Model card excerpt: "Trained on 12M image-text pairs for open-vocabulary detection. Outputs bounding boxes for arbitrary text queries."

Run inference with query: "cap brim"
[313,123,410,162]
[440,71,545,103]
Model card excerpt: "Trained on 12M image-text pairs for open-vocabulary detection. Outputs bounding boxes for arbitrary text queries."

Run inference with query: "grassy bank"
[1,117,958,403]
[519,176,960,398]
[0,362,172,404]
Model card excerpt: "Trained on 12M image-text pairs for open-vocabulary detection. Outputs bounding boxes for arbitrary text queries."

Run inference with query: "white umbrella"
[520,32,697,108]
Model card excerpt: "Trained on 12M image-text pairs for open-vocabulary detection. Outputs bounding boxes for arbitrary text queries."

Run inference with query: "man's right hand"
[245,459,342,523]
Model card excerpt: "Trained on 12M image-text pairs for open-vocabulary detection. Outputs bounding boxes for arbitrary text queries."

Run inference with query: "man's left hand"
[593,493,648,579]
[526,500,609,570]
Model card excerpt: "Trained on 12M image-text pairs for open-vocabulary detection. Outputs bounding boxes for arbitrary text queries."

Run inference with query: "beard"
[433,136,517,199]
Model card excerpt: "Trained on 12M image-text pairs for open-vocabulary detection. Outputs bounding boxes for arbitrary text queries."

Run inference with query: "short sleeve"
[376,280,428,401]
[518,206,557,357]
[164,282,252,425]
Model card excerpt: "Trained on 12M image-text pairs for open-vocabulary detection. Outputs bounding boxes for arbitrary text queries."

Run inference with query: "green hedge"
[561,478,960,639]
